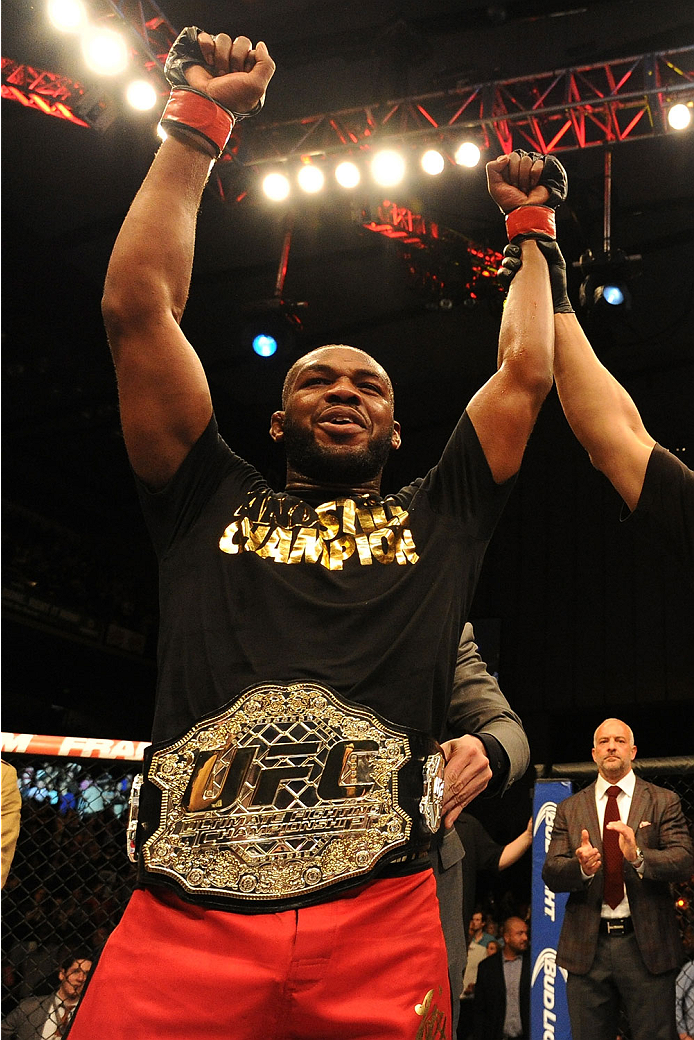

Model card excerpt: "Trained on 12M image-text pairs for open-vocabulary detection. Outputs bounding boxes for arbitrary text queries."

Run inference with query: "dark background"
[3,0,693,802]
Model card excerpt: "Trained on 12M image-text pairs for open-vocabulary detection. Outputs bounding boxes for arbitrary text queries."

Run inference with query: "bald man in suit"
[542,717,693,1040]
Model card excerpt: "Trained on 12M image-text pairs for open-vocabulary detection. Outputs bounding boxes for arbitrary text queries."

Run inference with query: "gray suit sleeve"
[445,622,530,793]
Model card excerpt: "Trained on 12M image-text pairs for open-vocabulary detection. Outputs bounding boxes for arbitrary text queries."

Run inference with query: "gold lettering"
[255,527,281,559]
[396,528,419,564]
[341,498,357,535]
[315,501,340,538]
[247,522,271,553]
[219,520,243,555]
[288,528,325,565]
[355,503,376,533]
[354,534,373,565]
[369,527,396,564]
[273,527,294,564]
[369,502,388,529]
[322,535,356,570]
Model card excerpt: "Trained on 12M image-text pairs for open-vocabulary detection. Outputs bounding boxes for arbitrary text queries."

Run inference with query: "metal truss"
[3,39,692,161]
[236,46,694,166]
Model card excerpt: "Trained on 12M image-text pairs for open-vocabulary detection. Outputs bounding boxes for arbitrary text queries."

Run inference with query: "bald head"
[281,345,394,408]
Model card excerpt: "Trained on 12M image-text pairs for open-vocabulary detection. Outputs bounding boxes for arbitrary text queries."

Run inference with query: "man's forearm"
[499,826,532,870]
[102,136,212,344]
[553,312,654,509]
[498,240,554,393]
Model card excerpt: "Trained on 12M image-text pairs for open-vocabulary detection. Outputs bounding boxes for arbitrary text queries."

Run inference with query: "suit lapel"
[627,775,649,831]
[580,781,602,852]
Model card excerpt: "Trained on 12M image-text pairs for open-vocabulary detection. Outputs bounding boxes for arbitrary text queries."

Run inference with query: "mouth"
[316,409,366,435]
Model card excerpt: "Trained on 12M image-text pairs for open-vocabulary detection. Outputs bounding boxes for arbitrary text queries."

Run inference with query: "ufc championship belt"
[128,681,445,912]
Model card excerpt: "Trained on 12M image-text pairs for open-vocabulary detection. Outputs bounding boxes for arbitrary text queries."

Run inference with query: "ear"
[630,745,637,761]
[270,410,285,443]
[391,420,402,451]
[591,747,597,764]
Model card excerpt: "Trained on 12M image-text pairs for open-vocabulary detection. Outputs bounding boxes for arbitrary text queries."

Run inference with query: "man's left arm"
[466,152,555,483]
[441,623,530,827]
[608,790,694,881]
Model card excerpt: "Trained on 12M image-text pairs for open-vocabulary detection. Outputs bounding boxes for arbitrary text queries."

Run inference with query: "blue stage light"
[252,334,278,357]
[602,284,625,306]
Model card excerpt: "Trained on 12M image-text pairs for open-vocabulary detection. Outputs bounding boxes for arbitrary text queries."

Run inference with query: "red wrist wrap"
[505,205,556,242]
[159,88,235,159]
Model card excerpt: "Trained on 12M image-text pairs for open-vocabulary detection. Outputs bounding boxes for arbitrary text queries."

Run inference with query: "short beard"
[282,415,394,485]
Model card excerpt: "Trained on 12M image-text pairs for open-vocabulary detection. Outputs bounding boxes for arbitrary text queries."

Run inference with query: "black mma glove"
[504,149,568,242]
[159,27,265,159]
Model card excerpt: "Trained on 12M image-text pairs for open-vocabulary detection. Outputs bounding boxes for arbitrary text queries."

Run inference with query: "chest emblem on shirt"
[219,492,419,570]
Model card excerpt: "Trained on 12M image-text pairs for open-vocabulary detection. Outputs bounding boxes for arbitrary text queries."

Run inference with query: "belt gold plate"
[141,682,439,902]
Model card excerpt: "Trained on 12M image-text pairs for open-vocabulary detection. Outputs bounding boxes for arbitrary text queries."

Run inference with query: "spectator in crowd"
[542,717,693,1040]
[1,761,21,888]
[472,916,530,1040]
[469,910,496,950]
[1,951,92,1040]
[486,941,500,958]
[677,957,694,1040]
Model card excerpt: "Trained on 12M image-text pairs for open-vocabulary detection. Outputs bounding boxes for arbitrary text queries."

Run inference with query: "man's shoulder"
[634,774,680,804]
[475,952,502,981]
[556,782,596,811]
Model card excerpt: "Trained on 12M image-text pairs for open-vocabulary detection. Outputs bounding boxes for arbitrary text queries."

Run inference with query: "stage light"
[335,161,360,188]
[126,79,158,111]
[297,164,324,194]
[48,0,86,32]
[262,172,291,201]
[82,27,129,76]
[668,103,691,130]
[252,333,278,357]
[577,248,641,317]
[371,149,406,187]
[601,284,625,306]
[454,142,481,168]
[421,149,445,176]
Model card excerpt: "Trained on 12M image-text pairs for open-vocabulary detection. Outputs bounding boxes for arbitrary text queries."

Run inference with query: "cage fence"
[1,739,692,1039]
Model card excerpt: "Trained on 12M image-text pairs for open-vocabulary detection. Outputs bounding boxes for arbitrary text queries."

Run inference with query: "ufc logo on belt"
[182,739,379,812]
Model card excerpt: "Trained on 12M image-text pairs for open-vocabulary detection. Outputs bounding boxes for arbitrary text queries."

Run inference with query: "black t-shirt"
[630,444,694,584]
[137,411,514,744]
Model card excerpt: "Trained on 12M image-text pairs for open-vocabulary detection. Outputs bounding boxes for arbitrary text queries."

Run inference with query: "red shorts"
[68,869,450,1040]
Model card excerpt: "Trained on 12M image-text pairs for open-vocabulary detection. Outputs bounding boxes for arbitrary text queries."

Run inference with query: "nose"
[326,379,361,402]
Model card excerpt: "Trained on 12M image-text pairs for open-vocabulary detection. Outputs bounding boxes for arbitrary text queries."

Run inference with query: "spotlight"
[335,161,360,188]
[81,27,129,75]
[454,142,481,168]
[262,172,291,201]
[297,164,324,194]
[668,103,691,130]
[371,149,406,187]
[421,149,445,176]
[126,79,158,111]
[252,334,278,357]
[48,0,86,32]
[578,249,640,316]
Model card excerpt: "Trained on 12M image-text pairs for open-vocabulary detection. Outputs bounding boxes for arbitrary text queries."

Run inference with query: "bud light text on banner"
[531,779,573,1040]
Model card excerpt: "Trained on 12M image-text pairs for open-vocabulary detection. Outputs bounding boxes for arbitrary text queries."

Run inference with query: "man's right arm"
[542,801,596,892]
[553,311,655,511]
[101,32,275,489]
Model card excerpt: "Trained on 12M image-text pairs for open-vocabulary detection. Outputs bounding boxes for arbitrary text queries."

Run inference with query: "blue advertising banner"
[531,779,573,1040]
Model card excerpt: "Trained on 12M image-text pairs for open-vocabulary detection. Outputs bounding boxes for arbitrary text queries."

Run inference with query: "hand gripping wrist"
[159,86,235,159]
[537,239,574,314]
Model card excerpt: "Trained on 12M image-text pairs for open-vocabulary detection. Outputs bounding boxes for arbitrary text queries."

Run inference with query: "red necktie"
[602,785,624,909]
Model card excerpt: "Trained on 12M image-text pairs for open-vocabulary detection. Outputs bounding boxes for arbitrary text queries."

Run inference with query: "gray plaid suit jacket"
[542,775,693,975]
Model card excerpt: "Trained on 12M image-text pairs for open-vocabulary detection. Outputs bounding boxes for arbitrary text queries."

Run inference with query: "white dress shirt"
[589,768,643,918]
